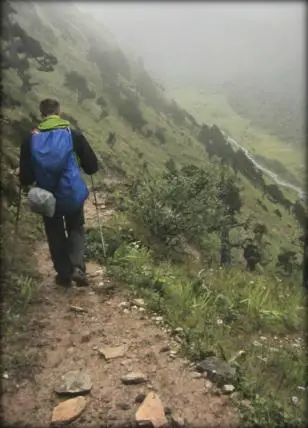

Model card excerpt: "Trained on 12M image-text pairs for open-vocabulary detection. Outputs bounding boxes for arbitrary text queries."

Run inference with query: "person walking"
[16,98,98,287]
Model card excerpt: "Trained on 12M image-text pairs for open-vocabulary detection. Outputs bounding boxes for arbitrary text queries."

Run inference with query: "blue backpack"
[30,127,89,215]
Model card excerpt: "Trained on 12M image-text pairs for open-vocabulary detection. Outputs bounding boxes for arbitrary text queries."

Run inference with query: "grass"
[84,217,305,427]
[2,3,305,426]
[169,85,305,187]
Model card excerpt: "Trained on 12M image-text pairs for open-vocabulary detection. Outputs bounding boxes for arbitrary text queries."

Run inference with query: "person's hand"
[15,167,20,177]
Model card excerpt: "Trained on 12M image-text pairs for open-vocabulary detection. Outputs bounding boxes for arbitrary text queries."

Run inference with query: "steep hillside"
[169,85,305,189]
[2,2,303,252]
[93,3,304,152]
[1,2,306,427]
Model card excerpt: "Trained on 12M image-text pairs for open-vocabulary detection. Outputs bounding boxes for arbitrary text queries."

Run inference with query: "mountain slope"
[1,4,305,426]
[2,2,303,255]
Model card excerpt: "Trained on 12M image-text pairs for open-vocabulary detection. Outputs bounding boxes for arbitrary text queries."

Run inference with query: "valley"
[1,2,306,428]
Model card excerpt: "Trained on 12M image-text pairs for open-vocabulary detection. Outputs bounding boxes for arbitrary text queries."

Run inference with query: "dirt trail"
[1,194,239,428]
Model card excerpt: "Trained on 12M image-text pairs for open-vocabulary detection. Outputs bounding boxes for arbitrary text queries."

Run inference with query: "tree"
[292,200,306,228]
[217,166,243,266]
[164,158,177,175]
[253,223,268,243]
[106,132,116,149]
[118,97,146,131]
[276,249,298,275]
[154,127,166,144]
[243,239,262,271]
[64,71,95,103]
[241,223,271,271]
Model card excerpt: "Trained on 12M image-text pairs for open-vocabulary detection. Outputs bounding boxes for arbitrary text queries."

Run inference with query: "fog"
[78,2,305,88]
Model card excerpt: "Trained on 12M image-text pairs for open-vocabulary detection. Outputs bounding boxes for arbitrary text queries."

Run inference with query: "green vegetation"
[169,86,305,187]
[225,76,304,149]
[1,2,305,426]
[85,172,305,426]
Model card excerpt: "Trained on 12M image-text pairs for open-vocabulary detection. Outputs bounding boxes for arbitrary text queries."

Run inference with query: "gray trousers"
[43,206,86,278]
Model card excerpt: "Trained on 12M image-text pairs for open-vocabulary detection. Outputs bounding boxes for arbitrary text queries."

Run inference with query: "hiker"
[16,98,98,287]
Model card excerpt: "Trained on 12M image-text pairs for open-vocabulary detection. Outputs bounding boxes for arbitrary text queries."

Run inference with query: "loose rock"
[135,392,168,428]
[222,384,235,394]
[55,370,92,395]
[159,345,171,353]
[99,345,126,360]
[69,305,87,313]
[191,372,202,379]
[121,372,147,385]
[135,393,147,404]
[132,298,145,307]
[116,402,131,410]
[204,379,213,392]
[51,396,87,424]
[196,357,237,386]
[119,302,129,308]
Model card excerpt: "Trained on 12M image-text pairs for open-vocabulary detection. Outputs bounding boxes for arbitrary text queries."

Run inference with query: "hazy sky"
[78,2,305,86]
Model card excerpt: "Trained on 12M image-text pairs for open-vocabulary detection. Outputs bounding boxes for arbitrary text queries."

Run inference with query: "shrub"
[154,127,166,144]
[64,71,95,103]
[118,97,146,131]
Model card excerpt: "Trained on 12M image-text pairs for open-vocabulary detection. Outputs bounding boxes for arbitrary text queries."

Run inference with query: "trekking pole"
[11,184,22,265]
[90,176,106,258]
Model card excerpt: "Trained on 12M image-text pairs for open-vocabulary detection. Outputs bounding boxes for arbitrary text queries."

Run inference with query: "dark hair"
[39,98,60,116]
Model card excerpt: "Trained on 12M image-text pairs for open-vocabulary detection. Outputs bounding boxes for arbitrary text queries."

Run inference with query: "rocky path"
[1,194,239,428]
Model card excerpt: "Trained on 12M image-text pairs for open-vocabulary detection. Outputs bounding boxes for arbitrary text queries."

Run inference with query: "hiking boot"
[72,267,89,287]
[55,274,72,287]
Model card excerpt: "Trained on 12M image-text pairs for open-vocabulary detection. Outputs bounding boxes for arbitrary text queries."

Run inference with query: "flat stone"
[135,392,168,428]
[204,380,213,391]
[119,301,129,309]
[55,370,92,395]
[121,372,147,385]
[196,357,237,386]
[116,402,131,410]
[132,298,145,307]
[191,372,202,379]
[135,393,147,404]
[159,345,171,353]
[51,396,87,423]
[69,305,87,313]
[99,345,126,360]
[222,384,235,394]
